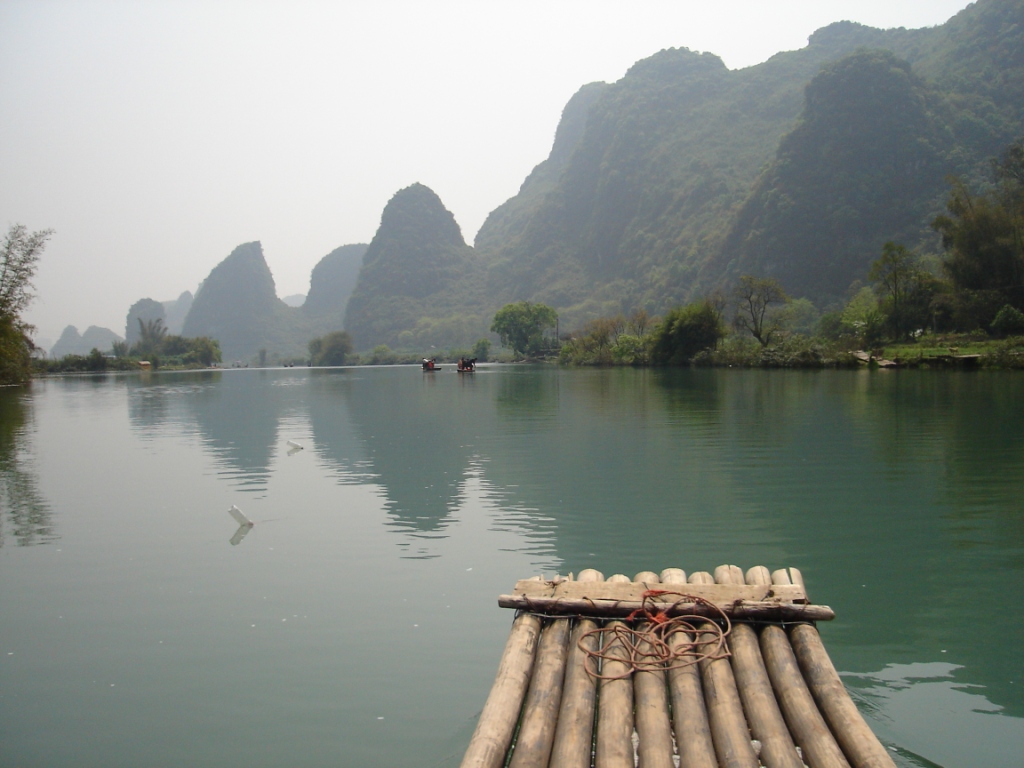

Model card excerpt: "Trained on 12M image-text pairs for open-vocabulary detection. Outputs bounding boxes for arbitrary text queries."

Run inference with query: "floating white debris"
[229,525,252,546]
[228,505,254,527]
[286,440,304,456]
[228,505,255,545]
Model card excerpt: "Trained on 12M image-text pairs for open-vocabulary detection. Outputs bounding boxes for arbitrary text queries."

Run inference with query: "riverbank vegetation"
[35,318,221,374]
[560,139,1024,370]
[0,224,52,385]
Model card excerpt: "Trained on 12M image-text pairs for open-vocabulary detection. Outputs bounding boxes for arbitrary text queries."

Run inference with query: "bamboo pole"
[507,616,571,768]
[692,570,759,768]
[460,611,543,768]
[549,569,604,768]
[631,571,675,768]
[761,570,851,768]
[595,574,635,768]
[789,625,897,768]
[662,569,717,768]
[713,565,803,768]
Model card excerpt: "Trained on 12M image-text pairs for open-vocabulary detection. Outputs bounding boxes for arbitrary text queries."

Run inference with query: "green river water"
[0,365,1021,767]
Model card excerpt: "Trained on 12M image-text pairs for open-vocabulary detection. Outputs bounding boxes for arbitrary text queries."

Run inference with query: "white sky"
[0,0,973,344]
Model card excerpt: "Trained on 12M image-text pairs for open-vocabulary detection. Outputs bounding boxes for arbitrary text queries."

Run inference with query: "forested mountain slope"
[475,0,1024,324]
[344,183,487,350]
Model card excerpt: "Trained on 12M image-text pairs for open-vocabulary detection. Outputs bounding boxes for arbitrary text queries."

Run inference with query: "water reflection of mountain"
[127,370,295,494]
[0,387,55,547]
[305,371,371,483]
[340,369,494,535]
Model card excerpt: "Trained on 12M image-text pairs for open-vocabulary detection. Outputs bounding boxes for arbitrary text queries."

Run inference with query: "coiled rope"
[578,591,732,680]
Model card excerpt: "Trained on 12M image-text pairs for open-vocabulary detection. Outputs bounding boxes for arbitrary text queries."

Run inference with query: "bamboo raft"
[460,565,896,768]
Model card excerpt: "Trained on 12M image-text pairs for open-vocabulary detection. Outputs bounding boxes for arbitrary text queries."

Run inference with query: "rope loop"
[579,591,732,680]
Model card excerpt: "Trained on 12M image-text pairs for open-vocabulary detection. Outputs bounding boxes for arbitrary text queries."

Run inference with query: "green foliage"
[780,298,820,336]
[934,138,1024,319]
[368,345,396,365]
[841,286,886,347]
[491,301,559,357]
[308,331,353,366]
[0,224,52,385]
[132,317,167,359]
[649,300,725,365]
[472,338,491,362]
[869,242,943,340]
[990,304,1024,338]
[559,314,650,365]
[0,315,34,384]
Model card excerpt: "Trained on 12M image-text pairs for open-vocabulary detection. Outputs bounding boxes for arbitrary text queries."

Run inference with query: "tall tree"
[0,224,53,384]
[734,276,789,346]
[491,301,558,358]
[934,139,1024,317]
[869,242,933,340]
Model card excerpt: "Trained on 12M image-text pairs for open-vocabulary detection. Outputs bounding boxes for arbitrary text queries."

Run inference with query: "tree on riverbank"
[0,224,53,384]
[934,138,1024,328]
[734,276,789,346]
[308,331,353,366]
[650,300,725,364]
[491,301,558,358]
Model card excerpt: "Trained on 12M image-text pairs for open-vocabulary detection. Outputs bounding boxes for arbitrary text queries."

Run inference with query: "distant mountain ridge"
[51,325,122,357]
[106,0,1024,360]
[473,0,1024,325]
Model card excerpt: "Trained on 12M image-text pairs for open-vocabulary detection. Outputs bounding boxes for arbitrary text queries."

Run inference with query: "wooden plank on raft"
[507,617,571,768]
[509,578,808,604]
[661,568,718,768]
[549,569,604,768]
[789,624,897,768]
[630,571,676,768]
[762,570,852,768]
[459,609,542,768]
[718,565,804,768]
[595,574,635,768]
[691,569,760,768]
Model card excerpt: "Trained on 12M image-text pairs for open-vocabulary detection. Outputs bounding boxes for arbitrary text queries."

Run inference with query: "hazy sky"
[1,0,973,345]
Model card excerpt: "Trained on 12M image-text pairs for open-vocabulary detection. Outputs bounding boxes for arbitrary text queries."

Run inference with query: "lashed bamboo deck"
[461,565,896,768]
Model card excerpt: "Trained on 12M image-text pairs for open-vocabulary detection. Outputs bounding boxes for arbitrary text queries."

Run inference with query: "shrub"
[649,300,725,365]
[990,304,1024,338]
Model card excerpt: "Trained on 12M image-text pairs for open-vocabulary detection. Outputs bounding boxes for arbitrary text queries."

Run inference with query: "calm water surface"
[1,366,1022,767]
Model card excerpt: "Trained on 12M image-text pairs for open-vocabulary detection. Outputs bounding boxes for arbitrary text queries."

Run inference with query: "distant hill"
[162,291,193,334]
[281,294,306,308]
[51,325,122,358]
[175,241,371,362]
[182,242,292,361]
[302,243,367,319]
[125,298,165,346]
[343,183,487,349]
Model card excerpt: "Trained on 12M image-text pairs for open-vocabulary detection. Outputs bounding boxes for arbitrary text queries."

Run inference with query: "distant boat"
[457,357,477,373]
[422,358,441,371]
